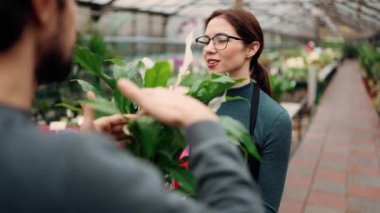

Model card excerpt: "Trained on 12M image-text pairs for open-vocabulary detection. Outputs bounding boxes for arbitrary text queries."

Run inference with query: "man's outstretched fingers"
[117,79,145,106]
[80,91,96,132]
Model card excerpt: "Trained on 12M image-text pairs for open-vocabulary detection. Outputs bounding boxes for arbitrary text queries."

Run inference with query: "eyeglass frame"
[195,33,245,50]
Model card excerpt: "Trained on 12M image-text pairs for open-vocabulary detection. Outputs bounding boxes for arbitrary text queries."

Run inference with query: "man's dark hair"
[0,0,65,52]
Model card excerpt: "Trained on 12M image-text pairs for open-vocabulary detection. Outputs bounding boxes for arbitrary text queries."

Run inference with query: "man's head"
[0,0,76,85]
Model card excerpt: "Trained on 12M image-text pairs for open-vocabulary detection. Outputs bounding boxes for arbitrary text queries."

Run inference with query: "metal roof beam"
[171,0,203,16]
[323,4,375,31]
[335,1,380,25]
[361,0,380,14]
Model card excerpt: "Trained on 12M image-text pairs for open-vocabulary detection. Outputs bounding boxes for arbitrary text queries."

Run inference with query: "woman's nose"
[203,42,216,53]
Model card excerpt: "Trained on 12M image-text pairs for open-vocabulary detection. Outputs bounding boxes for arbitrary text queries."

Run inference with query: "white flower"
[208,91,227,112]
[175,30,194,87]
[139,57,154,80]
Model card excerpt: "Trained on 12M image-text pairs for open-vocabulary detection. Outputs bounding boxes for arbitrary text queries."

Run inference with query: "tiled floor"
[279,60,380,213]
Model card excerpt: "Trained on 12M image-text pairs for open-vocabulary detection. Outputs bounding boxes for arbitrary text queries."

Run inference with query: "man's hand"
[117,79,218,127]
[80,91,97,132]
[80,91,134,140]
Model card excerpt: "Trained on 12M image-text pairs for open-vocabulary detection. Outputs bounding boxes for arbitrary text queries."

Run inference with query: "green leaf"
[73,79,104,97]
[105,59,127,67]
[112,62,143,88]
[219,116,260,160]
[180,72,207,90]
[55,102,82,113]
[112,66,128,80]
[144,61,173,88]
[188,74,243,104]
[270,75,293,102]
[127,62,144,87]
[100,73,117,90]
[112,89,136,114]
[128,116,161,158]
[74,47,103,76]
[156,126,186,157]
[79,97,120,116]
[168,166,196,196]
[88,34,108,59]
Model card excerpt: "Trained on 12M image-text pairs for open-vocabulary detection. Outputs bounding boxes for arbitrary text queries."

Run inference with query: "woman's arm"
[257,110,292,213]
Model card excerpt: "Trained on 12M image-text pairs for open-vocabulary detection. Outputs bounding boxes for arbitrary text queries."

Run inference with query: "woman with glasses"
[195,8,292,213]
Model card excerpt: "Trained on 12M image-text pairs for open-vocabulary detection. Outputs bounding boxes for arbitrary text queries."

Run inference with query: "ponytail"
[250,59,272,97]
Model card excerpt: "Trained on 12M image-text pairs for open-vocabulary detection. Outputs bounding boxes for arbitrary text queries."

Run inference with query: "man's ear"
[246,41,260,58]
[30,0,56,29]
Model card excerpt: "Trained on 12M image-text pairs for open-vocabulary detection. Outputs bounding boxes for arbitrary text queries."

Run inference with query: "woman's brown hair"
[205,8,272,96]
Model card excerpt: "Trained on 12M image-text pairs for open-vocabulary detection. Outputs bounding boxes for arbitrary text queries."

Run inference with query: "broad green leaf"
[55,102,82,113]
[105,59,127,67]
[239,145,248,160]
[124,61,144,87]
[88,34,108,59]
[168,166,196,196]
[128,116,161,158]
[155,150,175,165]
[100,73,117,90]
[74,47,103,76]
[219,116,260,160]
[180,72,207,90]
[110,64,141,114]
[153,151,179,178]
[144,61,173,88]
[156,126,186,157]
[113,66,129,80]
[73,79,104,97]
[270,75,293,102]
[79,97,120,116]
[113,89,136,114]
[188,74,243,104]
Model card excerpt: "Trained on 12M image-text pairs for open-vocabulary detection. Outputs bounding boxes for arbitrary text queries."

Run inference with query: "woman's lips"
[207,59,220,68]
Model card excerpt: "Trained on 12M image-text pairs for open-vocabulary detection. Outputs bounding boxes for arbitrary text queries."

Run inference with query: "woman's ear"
[246,41,260,58]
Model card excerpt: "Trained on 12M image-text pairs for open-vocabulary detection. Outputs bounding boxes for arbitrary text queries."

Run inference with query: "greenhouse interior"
[1,0,380,212]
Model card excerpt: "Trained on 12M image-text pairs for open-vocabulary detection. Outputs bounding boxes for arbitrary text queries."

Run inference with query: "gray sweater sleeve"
[65,121,264,213]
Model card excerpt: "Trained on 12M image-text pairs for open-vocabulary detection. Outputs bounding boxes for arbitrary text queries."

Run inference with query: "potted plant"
[73,33,260,195]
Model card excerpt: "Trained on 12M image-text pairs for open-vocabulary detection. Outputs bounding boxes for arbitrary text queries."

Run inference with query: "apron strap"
[248,83,261,180]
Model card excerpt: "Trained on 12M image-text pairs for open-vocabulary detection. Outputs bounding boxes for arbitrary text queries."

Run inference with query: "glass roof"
[76,0,380,39]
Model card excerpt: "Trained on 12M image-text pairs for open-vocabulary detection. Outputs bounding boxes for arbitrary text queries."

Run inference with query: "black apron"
[248,83,261,180]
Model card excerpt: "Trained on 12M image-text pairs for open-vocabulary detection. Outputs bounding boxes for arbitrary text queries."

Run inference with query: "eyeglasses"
[195,33,244,50]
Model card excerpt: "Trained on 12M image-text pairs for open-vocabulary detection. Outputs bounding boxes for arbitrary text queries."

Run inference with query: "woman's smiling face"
[202,17,252,78]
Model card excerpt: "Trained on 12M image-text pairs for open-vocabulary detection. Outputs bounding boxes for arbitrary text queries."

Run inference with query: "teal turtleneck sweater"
[217,82,292,213]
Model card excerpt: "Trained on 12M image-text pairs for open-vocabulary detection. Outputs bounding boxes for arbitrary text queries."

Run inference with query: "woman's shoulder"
[256,90,292,144]
[258,90,289,119]
[255,90,292,138]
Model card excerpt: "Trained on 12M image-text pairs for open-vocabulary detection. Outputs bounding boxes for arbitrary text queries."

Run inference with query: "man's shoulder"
[1,125,118,178]
[8,126,114,157]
